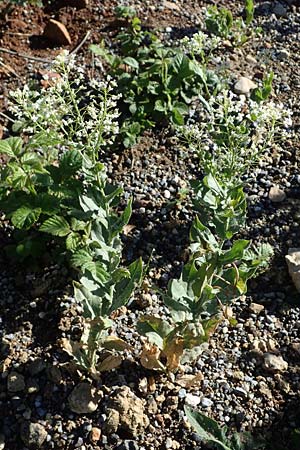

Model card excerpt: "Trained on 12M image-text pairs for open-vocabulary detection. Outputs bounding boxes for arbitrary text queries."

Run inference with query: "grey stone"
[286,248,300,292]
[20,422,47,448]
[277,49,290,61]
[7,371,25,392]
[28,358,46,376]
[201,397,213,408]
[68,382,102,414]
[234,387,248,398]
[273,2,288,17]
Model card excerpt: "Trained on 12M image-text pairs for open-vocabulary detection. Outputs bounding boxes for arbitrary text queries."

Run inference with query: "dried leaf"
[123,224,136,235]
[140,342,164,371]
[102,336,133,351]
[164,337,184,372]
[148,375,157,392]
[97,354,122,372]
[175,373,204,388]
[59,337,83,357]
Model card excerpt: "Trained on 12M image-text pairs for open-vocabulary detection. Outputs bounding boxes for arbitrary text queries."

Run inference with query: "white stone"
[286,248,300,292]
[269,185,286,202]
[262,353,288,373]
[249,302,265,314]
[233,77,257,95]
[185,393,201,407]
[245,55,257,64]
[163,189,171,199]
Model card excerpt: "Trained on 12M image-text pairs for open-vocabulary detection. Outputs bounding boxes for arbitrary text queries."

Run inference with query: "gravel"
[1,0,300,449]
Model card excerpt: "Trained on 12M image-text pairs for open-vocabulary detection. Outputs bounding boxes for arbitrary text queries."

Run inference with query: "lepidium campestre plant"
[180,88,292,182]
[0,51,143,378]
[137,172,273,373]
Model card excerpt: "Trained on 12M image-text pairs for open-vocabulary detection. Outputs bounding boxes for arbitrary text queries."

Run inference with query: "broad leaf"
[39,215,70,237]
[11,206,41,230]
[184,407,232,450]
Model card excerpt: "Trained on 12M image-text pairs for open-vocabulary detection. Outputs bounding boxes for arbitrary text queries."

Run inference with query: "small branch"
[0,59,21,78]
[0,47,51,63]
[70,30,91,56]
[0,111,14,122]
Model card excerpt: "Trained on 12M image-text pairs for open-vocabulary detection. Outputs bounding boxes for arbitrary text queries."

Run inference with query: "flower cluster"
[180,31,221,57]
[181,90,292,179]
[9,51,120,154]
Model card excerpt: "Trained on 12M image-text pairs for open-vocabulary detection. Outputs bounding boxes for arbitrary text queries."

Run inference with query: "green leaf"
[137,316,173,349]
[66,232,82,251]
[171,108,185,126]
[189,60,206,83]
[154,99,167,113]
[11,206,41,230]
[245,0,254,25]
[110,198,132,238]
[218,240,249,265]
[59,149,83,175]
[39,215,70,237]
[123,57,139,70]
[111,257,143,313]
[0,139,15,158]
[184,407,232,450]
[172,53,191,78]
[0,137,23,157]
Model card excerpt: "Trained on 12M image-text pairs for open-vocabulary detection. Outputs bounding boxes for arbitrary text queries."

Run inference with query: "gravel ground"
[1,1,300,449]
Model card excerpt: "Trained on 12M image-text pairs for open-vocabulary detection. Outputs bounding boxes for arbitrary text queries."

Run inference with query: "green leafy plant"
[185,406,256,450]
[245,0,255,26]
[251,71,273,103]
[205,2,255,46]
[205,5,234,39]
[0,52,143,377]
[137,174,272,372]
[90,8,220,147]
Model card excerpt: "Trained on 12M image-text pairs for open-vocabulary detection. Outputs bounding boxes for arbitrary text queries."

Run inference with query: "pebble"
[185,394,201,407]
[245,55,257,64]
[234,387,248,398]
[201,397,213,408]
[20,422,47,448]
[163,189,171,199]
[68,383,102,414]
[273,2,288,17]
[233,77,257,95]
[269,186,286,202]
[262,353,288,373]
[7,371,25,392]
[277,49,290,61]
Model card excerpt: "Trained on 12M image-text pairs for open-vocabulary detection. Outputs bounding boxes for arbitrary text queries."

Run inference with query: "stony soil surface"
[0,1,300,450]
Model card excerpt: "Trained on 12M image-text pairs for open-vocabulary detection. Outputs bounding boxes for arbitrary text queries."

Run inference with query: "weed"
[90,8,220,147]
[0,52,142,377]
